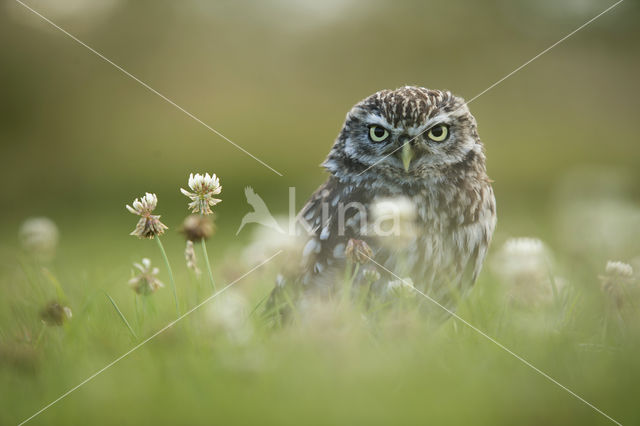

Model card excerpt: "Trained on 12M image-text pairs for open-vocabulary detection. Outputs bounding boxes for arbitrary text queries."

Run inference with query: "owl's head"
[323,86,486,184]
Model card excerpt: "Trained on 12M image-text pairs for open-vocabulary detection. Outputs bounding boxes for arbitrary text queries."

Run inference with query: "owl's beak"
[401,142,414,172]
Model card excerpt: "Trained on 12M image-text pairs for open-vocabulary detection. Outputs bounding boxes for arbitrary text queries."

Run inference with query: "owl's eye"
[427,124,449,142]
[368,125,390,143]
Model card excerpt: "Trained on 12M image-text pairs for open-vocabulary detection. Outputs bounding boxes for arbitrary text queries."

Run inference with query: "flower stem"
[134,294,141,328]
[105,292,137,339]
[249,291,271,318]
[34,324,46,348]
[342,262,359,307]
[201,237,216,292]
[155,236,179,316]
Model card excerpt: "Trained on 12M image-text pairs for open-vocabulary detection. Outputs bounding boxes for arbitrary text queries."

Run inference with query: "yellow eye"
[369,125,390,143]
[427,125,449,142]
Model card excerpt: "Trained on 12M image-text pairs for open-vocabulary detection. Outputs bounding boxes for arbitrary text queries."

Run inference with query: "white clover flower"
[19,217,59,261]
[128,258,164,295]
[503,237,544,253]
[205,291,253,344]
[362,267,381,283]
[372,196,417,223]
[387,277,415,297]
[371,196,417,246]
[125,193,168,239]
[126,192,158,216]
[184,240,201,277]
[605,261,633,278]
[494,237,548,277]
[600,260,636,309]
[180,173,222,215]
[241,215,303,265]
[491,237,559,307]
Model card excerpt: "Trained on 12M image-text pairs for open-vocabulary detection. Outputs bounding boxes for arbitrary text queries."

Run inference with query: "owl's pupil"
[373,127,385,137]
[431,126,443,137]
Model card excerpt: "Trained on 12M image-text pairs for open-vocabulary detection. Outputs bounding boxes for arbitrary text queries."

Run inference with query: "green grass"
[1,221,640,426]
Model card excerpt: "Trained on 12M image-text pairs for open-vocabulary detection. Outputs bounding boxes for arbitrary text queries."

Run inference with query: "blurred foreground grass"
[1,192,640,426]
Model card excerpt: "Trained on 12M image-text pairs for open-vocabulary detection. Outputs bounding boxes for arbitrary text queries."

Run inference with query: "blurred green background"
[1,0,639,245]
[2,1,640,425]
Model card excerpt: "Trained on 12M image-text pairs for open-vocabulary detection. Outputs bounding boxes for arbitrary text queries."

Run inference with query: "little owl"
[270,86,496,315]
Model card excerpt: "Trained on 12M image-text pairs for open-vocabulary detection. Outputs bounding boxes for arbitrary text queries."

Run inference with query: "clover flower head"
[345,238,373,265]
[491,237,560,307]
[503,237,545,256]
[180,214,215,241]
[126,193,157,216]
[184,240,201,277]
[19,217,59,261]
[128,258,164,295]
[387,277,415,297]
[600,260,636,308]
[362,266,381,283]
[605,261,633,278]
[242,215,303,266]
[493,237,549,278]
[125,193,168,238]
[40,301,72,326]
[180,173,222,215]
[372,196,417,224]
[371,196,417,247]
[206,291,253,344]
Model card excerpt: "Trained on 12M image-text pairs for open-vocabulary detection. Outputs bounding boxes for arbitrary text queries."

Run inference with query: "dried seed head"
[345,238,373,264]
[184,240,201,277]
[129,217,169,239]
[125,193,168,239]
[128,258,164,295]
[180,215,215,241]
[40,301,72,326]
[180,173,222,215]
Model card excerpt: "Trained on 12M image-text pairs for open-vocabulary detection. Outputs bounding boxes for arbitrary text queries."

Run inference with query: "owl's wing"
[264,177,371,317]
[295,177,373,279]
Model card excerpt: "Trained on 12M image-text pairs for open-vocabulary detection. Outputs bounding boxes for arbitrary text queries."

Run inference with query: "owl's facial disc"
[324,87,483,182]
